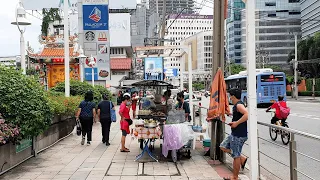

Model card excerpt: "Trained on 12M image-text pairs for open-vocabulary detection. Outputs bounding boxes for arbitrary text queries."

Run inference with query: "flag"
[207,68,230,122]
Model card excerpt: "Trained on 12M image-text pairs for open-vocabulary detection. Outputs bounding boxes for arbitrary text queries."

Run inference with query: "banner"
[144,57,164,81]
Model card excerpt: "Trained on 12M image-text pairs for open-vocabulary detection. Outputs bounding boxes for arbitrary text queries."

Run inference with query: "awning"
[111,58,131,70]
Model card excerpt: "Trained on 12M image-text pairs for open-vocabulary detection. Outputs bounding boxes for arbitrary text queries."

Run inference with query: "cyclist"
[266,96,288,126]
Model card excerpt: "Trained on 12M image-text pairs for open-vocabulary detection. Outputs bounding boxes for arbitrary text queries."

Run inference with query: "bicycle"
[267,111,291,145]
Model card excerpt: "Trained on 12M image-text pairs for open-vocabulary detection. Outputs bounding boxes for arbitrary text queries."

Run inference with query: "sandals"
[120,149,130,152]
[242,157,248,170]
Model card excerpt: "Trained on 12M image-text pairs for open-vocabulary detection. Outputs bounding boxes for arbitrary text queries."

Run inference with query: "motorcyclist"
[266,96,288,126]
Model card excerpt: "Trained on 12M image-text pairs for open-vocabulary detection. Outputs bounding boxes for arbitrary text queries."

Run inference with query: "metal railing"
[192,104,320,180]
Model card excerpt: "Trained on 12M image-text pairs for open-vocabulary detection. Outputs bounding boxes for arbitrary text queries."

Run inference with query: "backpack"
[277,102,290,119]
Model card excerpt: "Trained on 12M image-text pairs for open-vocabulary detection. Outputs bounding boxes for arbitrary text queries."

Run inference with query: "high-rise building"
[163,14,213,74]
[241,0,301,66]
[226,0,245,64]
[148,0,195,16]
[131,4,148,48]
[301,0,320,39]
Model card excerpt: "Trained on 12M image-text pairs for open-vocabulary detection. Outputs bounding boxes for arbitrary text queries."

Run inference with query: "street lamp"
[77,46,86,82]
[11,1,31,75]
[88,55,96,86]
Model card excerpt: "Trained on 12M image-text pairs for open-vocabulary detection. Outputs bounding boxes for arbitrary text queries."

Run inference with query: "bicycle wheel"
[269,127,278,141]
[281,124,290,145]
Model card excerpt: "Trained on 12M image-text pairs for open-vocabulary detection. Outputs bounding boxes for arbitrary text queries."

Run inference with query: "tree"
[41,9,61,36]
[230,64,246,75]
[288,32,320,78]
[193,82,205,91]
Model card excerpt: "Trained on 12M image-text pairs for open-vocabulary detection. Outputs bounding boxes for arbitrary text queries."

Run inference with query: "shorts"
[220,134,247,158]
[122,130,128,136]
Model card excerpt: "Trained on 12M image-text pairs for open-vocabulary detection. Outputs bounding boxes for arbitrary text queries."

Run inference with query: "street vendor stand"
[130,80,194,162]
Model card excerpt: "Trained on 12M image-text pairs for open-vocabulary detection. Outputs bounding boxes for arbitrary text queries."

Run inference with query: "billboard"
[164,68,178,77]
[83,0,110,81]
[144,57,164,81]
[22,0,135,10]
[109,13,131,47]
[83,5,109,30]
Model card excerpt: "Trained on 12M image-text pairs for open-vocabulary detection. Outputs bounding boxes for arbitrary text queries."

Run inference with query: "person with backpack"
[97,94,115,146]
[266,95,290,126]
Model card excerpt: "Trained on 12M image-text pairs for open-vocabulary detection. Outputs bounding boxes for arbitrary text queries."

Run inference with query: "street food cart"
[130,80,194,162]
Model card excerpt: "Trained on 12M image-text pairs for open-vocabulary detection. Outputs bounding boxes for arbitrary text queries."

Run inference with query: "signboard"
[83,0,110,81]
[85,68,98,80]
[83,5,109,30]
[109,13,131,47]
[144,57,164,81]
[164,68,178,77]
[16,139,32,153]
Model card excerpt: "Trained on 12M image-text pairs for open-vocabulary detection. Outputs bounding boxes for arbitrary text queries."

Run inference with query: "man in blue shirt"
[220,88,248,180]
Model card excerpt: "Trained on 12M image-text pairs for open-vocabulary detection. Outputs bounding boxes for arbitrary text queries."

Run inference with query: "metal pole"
[92,67,94,87]
[180,56,184,91]
[188,44,193,124]
[78,0,84,82]
[64,0,70,97]
[211,0,225,161]
[20,32,26,75]
[246,0,259,179]
[289,133,298,180]
[294,34,298,100]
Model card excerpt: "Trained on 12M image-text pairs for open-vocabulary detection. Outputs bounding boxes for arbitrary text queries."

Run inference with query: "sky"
[0,0,213,57]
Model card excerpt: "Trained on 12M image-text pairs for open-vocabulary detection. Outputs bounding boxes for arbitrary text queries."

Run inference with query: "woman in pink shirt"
[119,95,131,152]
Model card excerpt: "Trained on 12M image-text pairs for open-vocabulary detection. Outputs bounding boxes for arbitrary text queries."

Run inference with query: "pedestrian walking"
[97,94,114,146]
[220,88,248,180]
[119,95,132,152]
[76,91,96,146]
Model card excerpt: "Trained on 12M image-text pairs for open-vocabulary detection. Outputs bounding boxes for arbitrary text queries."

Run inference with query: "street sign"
[83,5,109,30]
[85,68,98,80]
[16,139,32,153]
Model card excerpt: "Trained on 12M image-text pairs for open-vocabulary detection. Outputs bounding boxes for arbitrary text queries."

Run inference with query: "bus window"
[239,78,247,90]
[260,74,284,82]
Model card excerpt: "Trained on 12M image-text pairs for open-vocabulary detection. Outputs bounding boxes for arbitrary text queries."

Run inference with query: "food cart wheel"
[186,150,191,159]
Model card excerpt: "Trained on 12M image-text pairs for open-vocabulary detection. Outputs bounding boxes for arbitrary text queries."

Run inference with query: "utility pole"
[246,0,259,178]
[64,0,70,97]
[294,33,298,100]
[78,0,84,82]
[211,0,225,161]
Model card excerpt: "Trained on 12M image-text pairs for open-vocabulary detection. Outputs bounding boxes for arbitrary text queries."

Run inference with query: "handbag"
[110,101,117,122]
[76,119,82,136]
[125,119,133,126]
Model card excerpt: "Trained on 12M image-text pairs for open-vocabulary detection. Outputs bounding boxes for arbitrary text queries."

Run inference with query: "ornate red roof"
[28,47,79,59]
[111,58,131,70]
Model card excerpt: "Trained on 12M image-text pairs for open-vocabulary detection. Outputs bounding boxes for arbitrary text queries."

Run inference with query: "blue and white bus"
[225,69,287,106]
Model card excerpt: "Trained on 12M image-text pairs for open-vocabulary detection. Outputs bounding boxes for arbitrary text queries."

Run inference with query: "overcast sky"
[0,0,213,57]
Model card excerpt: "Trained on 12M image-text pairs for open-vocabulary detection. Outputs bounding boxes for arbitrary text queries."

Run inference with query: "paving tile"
[103,176,121,180]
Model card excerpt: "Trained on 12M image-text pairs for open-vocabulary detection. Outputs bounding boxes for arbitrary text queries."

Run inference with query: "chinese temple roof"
[111,58,131,70]
[28,47,79,59]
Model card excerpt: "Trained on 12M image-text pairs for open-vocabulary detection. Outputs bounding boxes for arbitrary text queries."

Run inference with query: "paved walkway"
[0,108,233,180]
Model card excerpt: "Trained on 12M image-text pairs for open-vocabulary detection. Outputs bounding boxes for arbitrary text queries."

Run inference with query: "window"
[289,11,300,15]
[289,0,299,3]
[268,14,276,17]
[235,45,241,49]
[234,24,241,28]
[265,2,276,6]
[112,71,126,75]
[234,31,241,35]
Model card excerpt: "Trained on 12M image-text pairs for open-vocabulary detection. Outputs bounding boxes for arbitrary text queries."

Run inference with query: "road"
[197,98,320,180]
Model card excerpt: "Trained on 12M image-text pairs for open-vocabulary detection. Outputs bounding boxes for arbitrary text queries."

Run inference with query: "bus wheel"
[243,97,248,107]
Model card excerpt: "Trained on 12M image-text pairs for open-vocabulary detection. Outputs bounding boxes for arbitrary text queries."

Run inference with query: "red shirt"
[271,101,287,119]
[119,102,130,133]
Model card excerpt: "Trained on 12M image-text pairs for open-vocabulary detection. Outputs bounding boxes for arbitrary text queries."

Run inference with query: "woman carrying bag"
[76,91,96,146]
[97,94,116,146]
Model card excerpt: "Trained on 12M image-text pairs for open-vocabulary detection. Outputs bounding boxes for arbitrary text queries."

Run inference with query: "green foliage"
[305,78,320,91]
[230,64,246,75]
[288,32,320,78]
[0,66,53,138]
[51,80,111,105]
[41,8,61,36]
[193,82,205,91]
[47,93,82,116]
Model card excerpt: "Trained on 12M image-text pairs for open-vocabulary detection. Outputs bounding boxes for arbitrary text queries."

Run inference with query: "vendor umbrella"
[207,68,230,122]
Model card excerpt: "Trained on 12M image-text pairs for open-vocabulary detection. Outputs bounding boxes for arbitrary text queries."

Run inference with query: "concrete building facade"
[301,0,320,39]
[241,0,301,66]
[163,14,213,74]
[148,0,195,16]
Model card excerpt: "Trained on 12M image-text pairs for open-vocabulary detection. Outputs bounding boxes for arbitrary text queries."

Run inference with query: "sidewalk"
[287,96,320,103]
[0,108,233,180]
